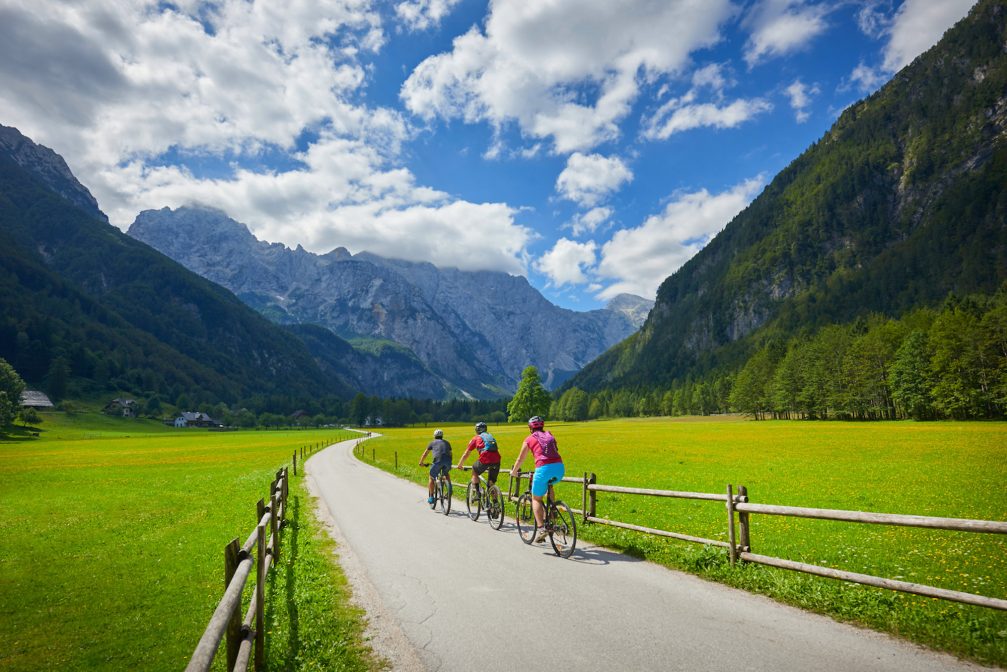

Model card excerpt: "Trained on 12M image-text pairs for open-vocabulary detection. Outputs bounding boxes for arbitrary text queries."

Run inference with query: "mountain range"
[128,206,652,397]
[568,0,1007,393]
[0,124,350,410]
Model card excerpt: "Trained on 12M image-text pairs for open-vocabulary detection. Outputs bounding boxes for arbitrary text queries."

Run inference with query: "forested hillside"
[0,131,353,414]
[566,0,1007,419]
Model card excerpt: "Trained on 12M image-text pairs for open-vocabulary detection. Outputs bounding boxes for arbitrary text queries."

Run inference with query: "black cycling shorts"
[472,460,500,481]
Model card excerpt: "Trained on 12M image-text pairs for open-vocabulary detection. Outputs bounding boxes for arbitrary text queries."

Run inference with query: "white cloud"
[535,238,598,287]
[784,79,819,123]
[743,0,830,66]
[855,2,891,39]
[847,62,888,92]
[566,207,613,237]
[555,153,633,208]
[395,0,462,32]
[596,177,765,299]
[882,0,976,72]
[845,0,975,95]
[645,98,773,140]
[0,1,533,274]
[401,0,735,153]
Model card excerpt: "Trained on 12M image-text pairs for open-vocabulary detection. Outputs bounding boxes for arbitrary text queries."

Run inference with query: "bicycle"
[464,470,505,530]
[514,470,576,558]
[420,463,452,515]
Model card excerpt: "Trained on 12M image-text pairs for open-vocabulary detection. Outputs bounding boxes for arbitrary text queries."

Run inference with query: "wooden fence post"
[738,485,751,553]
[257,498,265,525]
[270,489,279,564]
[224,538,241,670]
[255,523,265,671]
[589,473,597,519]
[726,485,737,566]
[371,447,375,462]
[293,452,297,476]
[582,472,588,523]
[395,451,398,469]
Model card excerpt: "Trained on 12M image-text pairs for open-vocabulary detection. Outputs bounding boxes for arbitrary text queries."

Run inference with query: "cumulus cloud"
[566,207,613,237]
[643,61,770,140]
[555,153,633,208]
[535,238,598,287]
[743,0,830,66]
[0,1,532,274]
[881,0,976,72]
[400,0,734,153]
[596,177,765,299]
[784,79,819,122]
[395,0,462,31]
[645,98,772,140]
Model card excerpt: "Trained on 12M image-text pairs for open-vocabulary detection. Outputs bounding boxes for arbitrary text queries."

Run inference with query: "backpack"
[479,431,499,453]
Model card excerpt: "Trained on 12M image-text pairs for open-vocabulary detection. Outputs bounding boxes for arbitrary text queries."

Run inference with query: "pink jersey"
[524,430,562,467]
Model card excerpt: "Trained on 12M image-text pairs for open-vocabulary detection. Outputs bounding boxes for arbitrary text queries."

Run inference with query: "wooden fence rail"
[496,466,1007,613]
[187,434,344,672]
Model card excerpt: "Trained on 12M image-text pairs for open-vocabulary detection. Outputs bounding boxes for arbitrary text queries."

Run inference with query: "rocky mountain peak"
[604,293,655,329]
[0,124,106,222]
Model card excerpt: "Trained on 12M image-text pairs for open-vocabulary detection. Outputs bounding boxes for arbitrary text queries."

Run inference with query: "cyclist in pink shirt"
[509,416,563,543]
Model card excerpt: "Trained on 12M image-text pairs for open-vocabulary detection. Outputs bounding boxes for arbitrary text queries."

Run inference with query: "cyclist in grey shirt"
[419,429,452,505]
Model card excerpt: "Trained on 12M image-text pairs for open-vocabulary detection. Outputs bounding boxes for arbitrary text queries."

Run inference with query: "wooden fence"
[186,437,340,672]
[505,470,1007,611]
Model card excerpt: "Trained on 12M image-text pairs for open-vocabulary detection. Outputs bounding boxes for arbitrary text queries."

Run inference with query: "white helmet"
[433,429,444,439]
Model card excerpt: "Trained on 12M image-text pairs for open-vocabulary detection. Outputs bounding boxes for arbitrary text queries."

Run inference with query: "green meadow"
[363,417,1007,666]
[0,414,378,672]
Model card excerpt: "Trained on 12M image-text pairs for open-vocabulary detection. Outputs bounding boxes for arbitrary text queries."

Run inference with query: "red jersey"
[468,435,501,464]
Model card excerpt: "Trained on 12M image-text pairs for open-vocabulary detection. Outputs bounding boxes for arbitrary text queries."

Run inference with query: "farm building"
[104,398,137,417]
[19,391,54,409]
[174,411,219,428]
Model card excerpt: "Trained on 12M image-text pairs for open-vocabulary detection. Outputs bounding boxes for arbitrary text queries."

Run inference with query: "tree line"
[556,289,1006,422]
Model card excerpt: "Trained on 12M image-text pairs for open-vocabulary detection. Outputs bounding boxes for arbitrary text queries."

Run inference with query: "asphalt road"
[306,437,992,672]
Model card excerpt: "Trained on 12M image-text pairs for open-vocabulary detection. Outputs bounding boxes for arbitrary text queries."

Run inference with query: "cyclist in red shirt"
[456,421,501,495]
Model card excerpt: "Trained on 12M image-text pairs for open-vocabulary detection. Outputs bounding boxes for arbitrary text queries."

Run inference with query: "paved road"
[307,437,991,672]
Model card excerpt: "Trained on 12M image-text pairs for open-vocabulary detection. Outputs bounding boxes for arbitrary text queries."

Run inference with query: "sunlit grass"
[365,417,1007,665]
[0,413,374,671]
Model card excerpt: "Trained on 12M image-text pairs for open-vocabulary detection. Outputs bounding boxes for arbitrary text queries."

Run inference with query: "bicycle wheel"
[515,493,536,544]
[465,482,481,521]
[548,500,577,558]
[486,485,505,530]
[439,477,452,515]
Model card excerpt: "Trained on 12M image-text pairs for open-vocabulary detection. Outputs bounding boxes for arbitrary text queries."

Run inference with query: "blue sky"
[0,0,978,309]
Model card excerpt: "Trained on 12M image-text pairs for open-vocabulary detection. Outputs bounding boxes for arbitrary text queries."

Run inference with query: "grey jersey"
[427,438,452,463]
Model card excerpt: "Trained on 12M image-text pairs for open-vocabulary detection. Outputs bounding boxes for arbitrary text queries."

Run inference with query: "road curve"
[306,437,992,672]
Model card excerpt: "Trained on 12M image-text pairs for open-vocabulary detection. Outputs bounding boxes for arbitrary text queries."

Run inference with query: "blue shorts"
[429,461,451,479]
[531,462,564,497]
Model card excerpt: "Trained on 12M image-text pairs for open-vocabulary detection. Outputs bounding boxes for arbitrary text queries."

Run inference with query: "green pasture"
[363,417,1007,666]
[0,414,378,671]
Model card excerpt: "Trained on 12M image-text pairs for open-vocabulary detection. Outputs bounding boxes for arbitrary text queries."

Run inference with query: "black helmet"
[475,422,487,433]
[527,416,544,431]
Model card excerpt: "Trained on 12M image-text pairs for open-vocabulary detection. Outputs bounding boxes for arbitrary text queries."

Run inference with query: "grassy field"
[361,417,1007,666]
[0,413,380,672]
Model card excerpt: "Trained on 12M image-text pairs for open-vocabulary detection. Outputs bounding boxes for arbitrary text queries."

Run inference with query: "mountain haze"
[569,0,1007,393]
[129,206,653,396]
